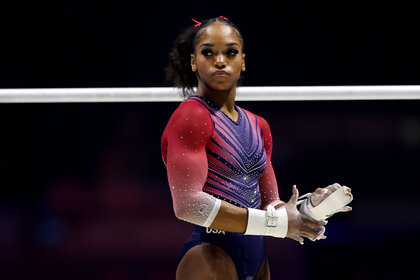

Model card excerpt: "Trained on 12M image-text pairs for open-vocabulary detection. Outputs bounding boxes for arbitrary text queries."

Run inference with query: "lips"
[212,70,230,77]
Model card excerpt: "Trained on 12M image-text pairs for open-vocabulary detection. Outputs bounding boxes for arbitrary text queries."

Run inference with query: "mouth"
[212,70,230,77]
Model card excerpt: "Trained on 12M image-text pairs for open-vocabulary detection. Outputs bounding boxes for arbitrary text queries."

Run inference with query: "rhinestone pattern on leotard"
[161,96,281,226]
[190,96,266,209]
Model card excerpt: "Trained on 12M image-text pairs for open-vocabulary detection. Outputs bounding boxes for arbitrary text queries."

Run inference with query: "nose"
[215,54,226,68]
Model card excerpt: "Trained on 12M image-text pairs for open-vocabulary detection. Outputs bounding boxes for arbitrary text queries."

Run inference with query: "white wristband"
[244,205,288,238]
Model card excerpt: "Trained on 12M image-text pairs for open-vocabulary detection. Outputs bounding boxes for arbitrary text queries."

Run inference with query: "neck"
[196,83,237,114]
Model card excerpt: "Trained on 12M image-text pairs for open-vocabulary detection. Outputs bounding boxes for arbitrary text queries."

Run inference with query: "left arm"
[257,116,326,242]
[258,117,284,210]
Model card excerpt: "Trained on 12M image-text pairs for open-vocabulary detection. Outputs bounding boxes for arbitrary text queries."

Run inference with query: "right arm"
[165,102,247,232]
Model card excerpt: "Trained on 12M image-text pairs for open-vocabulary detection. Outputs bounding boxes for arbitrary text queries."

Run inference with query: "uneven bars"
[0,86,420,103]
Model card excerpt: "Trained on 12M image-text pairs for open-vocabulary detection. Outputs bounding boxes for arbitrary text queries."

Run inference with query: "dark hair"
[165,17,244,98]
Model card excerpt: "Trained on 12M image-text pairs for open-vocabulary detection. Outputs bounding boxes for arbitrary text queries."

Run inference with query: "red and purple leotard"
[161,95,281,279]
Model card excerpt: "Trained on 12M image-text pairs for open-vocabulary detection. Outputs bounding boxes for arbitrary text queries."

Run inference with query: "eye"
[226,49,239,57]
[201,49,213,57]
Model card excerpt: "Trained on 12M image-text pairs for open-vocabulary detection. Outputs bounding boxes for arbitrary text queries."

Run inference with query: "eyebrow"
[199,42,240,48]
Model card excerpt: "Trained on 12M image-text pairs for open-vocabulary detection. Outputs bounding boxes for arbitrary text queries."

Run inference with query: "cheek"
[196,55,210,66]
[230,57,244,74]
[196,58,210,73]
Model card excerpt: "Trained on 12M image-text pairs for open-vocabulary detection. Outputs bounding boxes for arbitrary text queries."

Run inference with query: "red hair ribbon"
[191,18,202,29]
[219,16,229,21]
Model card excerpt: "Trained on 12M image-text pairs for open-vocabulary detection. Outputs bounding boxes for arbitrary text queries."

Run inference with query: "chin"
[206,81,237,92]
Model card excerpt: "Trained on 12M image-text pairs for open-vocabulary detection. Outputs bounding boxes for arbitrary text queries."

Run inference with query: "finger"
[291,235,305,245]
[339,206,352,212]
[343,186,353,200]
[340,206,353,213]
[342,186,351,193]
[325,188,333,197]
[311,234,326,241]
[299,218,326,234]
[293,185,299,199]
[309,227,327,241]
[316,234,327,240]
[300,225,326,240]
[310,190,324,206]
[301,215,328,227]
[299,225,325,241]
[289,185,299,205]
[327,206,352,216]
[298,230,319,241]
[318,187,329,196]
[329,183,341,191]
[325,183,345,198]
[301,224,327,239]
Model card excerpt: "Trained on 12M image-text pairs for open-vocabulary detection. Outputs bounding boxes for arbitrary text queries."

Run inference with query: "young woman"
[161,17,352,280]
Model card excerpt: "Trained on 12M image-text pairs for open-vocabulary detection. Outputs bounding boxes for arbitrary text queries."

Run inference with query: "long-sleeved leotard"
[161,95,281,228]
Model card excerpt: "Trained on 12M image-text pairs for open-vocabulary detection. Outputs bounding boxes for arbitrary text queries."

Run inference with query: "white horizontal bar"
[238,86,420,101]
[0,87,182,103]
[0,86,420,103]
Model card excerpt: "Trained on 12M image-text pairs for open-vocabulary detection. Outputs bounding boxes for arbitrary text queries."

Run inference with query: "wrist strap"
[245,205,288,238]
[300,187,353,220]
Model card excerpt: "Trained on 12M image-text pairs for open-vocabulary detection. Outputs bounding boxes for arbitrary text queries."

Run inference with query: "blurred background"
[1,0,419,279]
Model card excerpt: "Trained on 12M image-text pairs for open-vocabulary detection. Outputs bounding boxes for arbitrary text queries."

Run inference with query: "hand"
[311,183,353,215]
[285,185,327,244]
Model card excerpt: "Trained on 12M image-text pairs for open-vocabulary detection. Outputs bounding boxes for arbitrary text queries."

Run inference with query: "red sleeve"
[161,100,221,227]
[258,116,282,210]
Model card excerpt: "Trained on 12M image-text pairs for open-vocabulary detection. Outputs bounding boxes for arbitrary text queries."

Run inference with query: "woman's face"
[191,21,245,92]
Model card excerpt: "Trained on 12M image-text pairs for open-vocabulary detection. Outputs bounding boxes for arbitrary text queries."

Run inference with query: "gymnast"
[161,16,353,280]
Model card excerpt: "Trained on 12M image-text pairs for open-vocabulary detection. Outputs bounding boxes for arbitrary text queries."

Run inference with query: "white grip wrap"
[299,187,353,221]
[245,205,288,238]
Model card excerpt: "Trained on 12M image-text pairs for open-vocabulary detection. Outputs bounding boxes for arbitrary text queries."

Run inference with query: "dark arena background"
[1,1,420,279]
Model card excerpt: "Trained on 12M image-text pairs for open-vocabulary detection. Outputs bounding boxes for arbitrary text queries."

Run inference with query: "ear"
[241,53,246,71]
[191,54,197,72]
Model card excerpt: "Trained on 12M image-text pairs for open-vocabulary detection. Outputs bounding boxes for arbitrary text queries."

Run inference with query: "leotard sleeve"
[162,101,221,227]
[258,116,282,210]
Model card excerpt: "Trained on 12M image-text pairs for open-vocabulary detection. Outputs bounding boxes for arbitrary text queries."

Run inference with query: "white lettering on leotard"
[206,228,226,235]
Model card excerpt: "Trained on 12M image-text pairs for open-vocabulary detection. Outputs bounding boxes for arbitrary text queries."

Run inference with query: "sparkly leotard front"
[161,95,281,279]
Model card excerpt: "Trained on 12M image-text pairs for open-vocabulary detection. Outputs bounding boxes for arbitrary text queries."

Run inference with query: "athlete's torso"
[162,95,267,209]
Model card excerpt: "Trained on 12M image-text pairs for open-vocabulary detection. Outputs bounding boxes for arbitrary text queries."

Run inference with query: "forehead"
[196,22,242,47]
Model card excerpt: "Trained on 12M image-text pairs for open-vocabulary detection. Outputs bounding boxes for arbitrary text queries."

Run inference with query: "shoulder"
[174,98,210,117]
[163,98,214,139]
[170,98,211,123]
